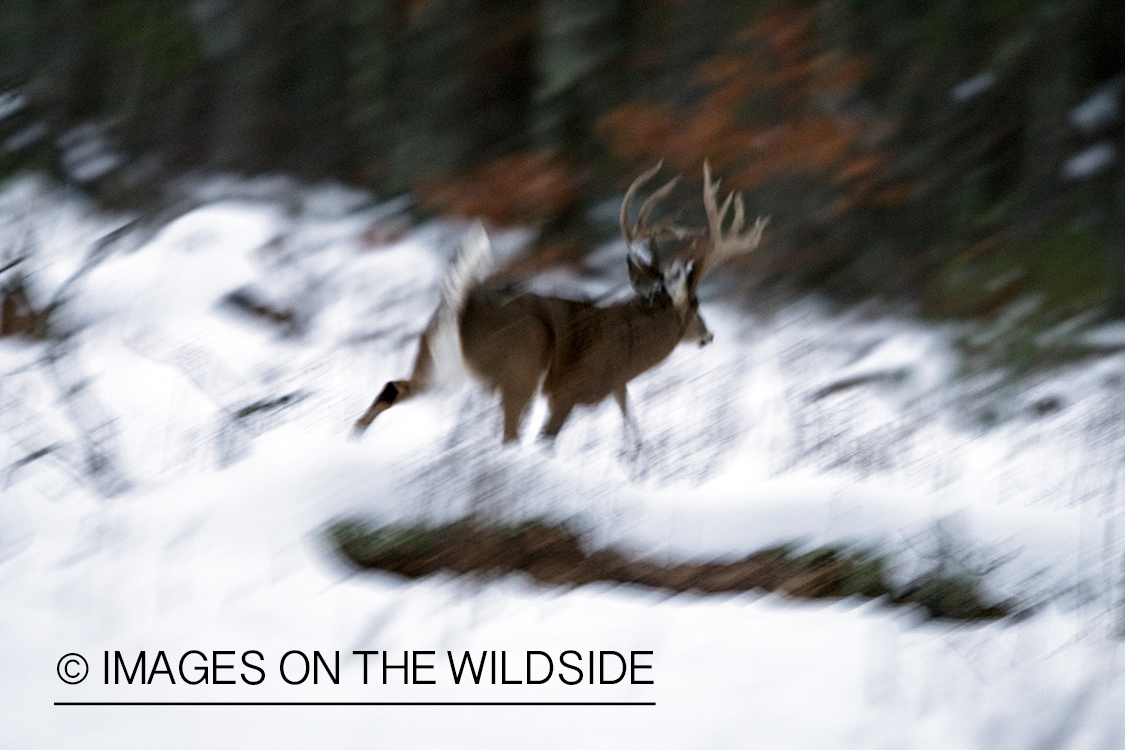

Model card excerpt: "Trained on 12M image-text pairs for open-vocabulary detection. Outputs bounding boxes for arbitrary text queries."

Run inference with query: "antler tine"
[701,159,724,229]
[731,192,746,235]
[620,161,665,247]
[620,162,703,256]
[698,159,769,281]
[635,174,681,237]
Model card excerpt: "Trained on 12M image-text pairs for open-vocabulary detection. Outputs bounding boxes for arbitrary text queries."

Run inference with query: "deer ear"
[628,244,663,296]
[664,259,692,307]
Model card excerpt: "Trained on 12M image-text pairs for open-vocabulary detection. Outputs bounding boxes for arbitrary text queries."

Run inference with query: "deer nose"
[699,331,713,347]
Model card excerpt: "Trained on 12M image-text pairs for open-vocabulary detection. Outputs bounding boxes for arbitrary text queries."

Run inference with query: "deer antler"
[619,162,701,255]
[696,159,769,283]
[620,162,704,297]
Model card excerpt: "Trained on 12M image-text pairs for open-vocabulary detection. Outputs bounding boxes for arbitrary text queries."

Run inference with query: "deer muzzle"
[683,311,713,347]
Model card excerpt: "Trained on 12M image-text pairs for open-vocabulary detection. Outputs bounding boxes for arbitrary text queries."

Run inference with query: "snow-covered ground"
[1,174,1123,748]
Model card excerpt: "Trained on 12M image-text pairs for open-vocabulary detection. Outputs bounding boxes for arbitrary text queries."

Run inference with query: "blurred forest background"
[1,0,1124,364]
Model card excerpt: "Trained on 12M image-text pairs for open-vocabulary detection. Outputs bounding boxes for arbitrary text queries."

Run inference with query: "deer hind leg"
[498,386,535,444]
[353,335,435,436]
[540,395,576,441]
[353,379,412,434]
[460,295,553,444]
[493,357,543,443]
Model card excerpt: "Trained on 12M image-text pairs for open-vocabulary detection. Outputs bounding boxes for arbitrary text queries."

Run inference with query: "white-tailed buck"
[353,161,768,444]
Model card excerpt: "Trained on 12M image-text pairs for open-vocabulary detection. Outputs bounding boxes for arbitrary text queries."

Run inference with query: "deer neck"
[612,297,688,374]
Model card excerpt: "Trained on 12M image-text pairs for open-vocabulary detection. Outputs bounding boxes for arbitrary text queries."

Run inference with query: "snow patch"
[950,71,996,103]
[2,177,1125,749]
[1062,142,1116,180]
[1070,80,1122,134]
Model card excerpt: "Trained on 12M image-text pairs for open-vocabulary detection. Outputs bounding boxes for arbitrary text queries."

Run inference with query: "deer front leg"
[613,386,630,419]
[614,385,643,460]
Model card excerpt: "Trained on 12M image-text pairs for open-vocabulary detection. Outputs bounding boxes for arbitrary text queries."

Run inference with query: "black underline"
[55,701,655,707]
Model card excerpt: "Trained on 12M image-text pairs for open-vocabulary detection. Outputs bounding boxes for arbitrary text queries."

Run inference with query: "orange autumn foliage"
[599,5,908,217]
[417,150,582,227]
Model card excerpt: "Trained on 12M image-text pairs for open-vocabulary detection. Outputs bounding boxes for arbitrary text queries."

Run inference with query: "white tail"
[353,162,768,443]
[441,221,494,315]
